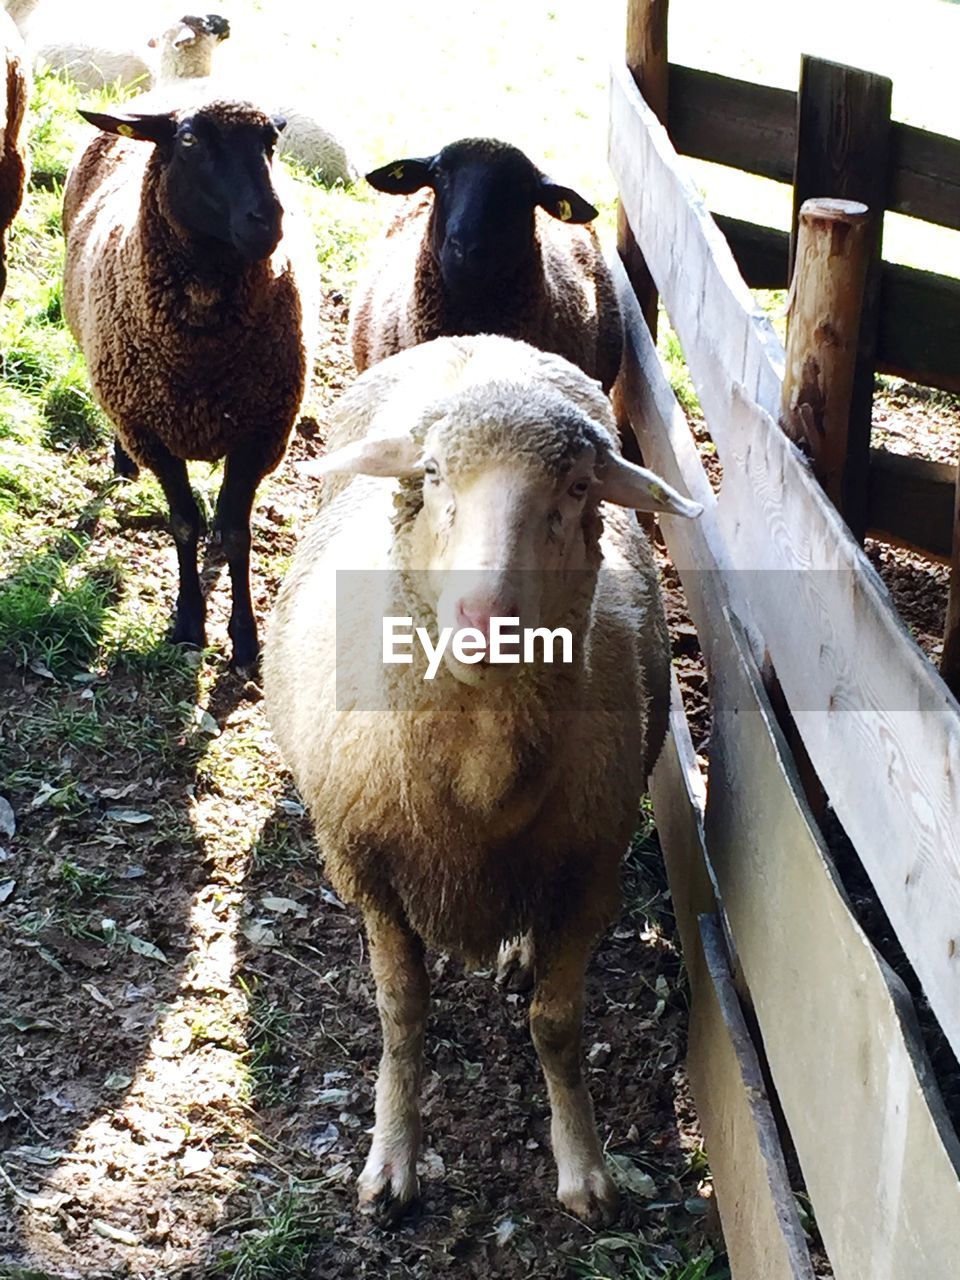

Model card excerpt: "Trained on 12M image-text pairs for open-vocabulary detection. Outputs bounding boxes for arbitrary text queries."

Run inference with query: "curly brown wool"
[62,98,316,669]
[0,13,28,300]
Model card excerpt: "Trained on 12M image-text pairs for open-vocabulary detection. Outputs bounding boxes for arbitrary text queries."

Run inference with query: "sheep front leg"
[357,911,430,1220]
[152,445,205,650]
[530,930,619,1225]
[215,444,267,672]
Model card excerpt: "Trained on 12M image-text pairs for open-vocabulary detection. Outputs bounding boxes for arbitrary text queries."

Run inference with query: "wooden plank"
[649,675,717,967]
[667,64,796,184]
[706,613,960,1280]
[610,57,786,430]
[617,0,670,336]
[940,475,960,696]
[667,63,960,234]
[890,120,960,233]
[615,252,960,1274]
[790,56,892,541]
[688,915,816,1280]
[866,449,955,563]
[715,382,960,1064]
[877,262,960,393]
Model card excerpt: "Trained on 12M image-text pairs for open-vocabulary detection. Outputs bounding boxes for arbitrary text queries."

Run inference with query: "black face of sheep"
[78,107,286,262]
[366,138,598,296]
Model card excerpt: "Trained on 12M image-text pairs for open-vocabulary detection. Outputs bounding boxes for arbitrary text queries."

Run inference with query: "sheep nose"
[447,236,466,264]
[455,597,520,643]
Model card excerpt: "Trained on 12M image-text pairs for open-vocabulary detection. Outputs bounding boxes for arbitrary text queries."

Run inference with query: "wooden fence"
[610,4,960,1276]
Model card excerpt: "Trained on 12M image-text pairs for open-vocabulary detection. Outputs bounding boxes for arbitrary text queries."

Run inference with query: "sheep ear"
[365,158,435,195]
[272,115,287,134]
[78,109,177,145]
[596,454,703,517]
[301,435,424,479]
[537,181,598,224]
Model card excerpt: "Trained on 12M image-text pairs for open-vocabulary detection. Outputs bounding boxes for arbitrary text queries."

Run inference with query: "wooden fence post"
[791,56,892,541]
[616,0,669,337]
[781,199,872,513]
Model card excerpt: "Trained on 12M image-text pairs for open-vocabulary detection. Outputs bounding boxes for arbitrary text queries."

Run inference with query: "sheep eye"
[179,131,198,148]
[423,459,440,481]
[568,478,589,500]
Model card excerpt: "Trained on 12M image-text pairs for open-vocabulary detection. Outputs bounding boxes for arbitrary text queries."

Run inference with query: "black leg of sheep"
[214,442,270,673]
[151,444,206,653]
[112,438,140,481]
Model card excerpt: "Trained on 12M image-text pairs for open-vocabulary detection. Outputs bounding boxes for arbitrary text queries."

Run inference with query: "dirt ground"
[0,294,721,1280]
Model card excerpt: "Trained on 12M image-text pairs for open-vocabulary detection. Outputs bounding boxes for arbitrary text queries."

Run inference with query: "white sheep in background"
[134,14,357,186]
[26,10,229,93]
[263,334,701,1223]
[2,0,40,36]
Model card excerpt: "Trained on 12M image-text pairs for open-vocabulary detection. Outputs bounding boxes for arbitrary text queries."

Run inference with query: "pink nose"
[455,597,519,642]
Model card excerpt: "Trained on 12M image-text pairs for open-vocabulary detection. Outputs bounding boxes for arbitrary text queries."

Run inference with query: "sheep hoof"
[558,1168,620,1226]
[229,632,260,676]
[496,934,534,992]
[171,615,205,650]
[357,1162,419,1224]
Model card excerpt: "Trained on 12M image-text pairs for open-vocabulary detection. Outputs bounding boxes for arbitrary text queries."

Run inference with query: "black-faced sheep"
[263,334,701,1223]
[348,138,624,392]
[63,98,315,669]
[0,9,27,301]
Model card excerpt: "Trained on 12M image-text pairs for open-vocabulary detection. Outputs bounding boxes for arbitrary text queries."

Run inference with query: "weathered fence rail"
[610,10,960,1275]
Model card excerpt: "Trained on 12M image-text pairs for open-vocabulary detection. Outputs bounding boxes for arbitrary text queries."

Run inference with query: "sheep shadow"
[0,535,257,1279]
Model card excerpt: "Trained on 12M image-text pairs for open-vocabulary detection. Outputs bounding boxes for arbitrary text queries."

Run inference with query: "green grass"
[210,1189,328,1280]
[238,976,295,1107]
[571,1235,729,1280]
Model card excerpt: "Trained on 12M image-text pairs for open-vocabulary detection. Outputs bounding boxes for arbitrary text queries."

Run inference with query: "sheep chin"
[441,650,513,688]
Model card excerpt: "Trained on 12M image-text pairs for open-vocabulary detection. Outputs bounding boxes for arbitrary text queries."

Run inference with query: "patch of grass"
[0,541,120,672]
[238,976,294,1107]
[249,817,312,871]
[657,320,703,424]
[56,859,113,899]
[571,1234,729,1280]
[210,1189,327,1280]
[42,366,109,451]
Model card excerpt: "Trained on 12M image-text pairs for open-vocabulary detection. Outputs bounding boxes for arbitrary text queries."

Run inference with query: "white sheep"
[28,10,229,94]
[263,334,701,1223]
[2,0,40,37]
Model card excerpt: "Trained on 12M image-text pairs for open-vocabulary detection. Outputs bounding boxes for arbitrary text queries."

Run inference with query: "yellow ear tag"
[117,123,135,138]
[390,164,404,180]
[557,198,573,222]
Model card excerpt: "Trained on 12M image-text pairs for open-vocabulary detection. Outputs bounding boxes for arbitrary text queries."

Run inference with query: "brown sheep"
[0,10,27,301]
[62,99,315,669]
[348,137,623,392]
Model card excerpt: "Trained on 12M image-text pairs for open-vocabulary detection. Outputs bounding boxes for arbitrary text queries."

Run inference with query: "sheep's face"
[419,446,602,685]
[78,103,285,262]
[365,138,599,304]
[312,369,702,689]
